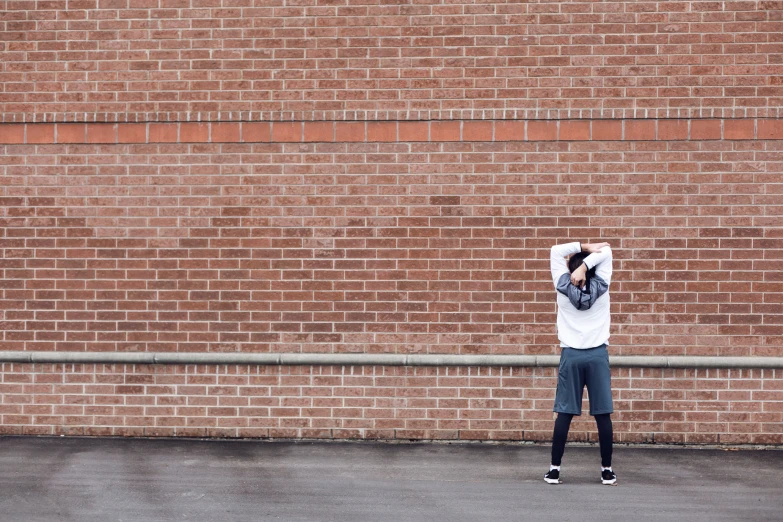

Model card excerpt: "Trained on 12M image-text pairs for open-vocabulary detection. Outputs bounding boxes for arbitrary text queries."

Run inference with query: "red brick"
[303,122,334,142]
[690,120,721,140]
[558,120,590,141]
[335,122,365,142]
[86,124,116,144]
[757,119,783,140]
[1,118,781,446]
[210,123,240,143]
[117,124,147,143]
[658,120,688,141]
[57,123,86,143]
[462,121,493,141]
[723,120,754,140]
[430,121,461,141]
[527,121,557,141]
[180,123,210,143]
[624,120,656,141]
[271,122,302,142]
[242,122,271,142]
[494,121,525,141]
[398,121,429,142]
[367,122,397,142]
[148,123,179,143]
[591,120,622,140]
[26,124,55,144]
[0,2,778,124]
[0,124,25,144]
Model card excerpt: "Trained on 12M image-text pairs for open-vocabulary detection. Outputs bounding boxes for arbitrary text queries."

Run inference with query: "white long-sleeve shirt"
[550,242,613,349]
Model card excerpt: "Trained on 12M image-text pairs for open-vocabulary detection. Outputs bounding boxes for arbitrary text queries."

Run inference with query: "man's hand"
[570,264,587,288]
[582,242,610,254]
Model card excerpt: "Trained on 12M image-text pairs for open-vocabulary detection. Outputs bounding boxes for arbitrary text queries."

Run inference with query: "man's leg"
[585,344,616,484]
[547,347,583,483]
[551,412,574,466]
[594,413,613,468]
[552,347,583,466]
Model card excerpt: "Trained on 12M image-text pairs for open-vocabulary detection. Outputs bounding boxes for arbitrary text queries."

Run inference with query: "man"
[544,241,616,485]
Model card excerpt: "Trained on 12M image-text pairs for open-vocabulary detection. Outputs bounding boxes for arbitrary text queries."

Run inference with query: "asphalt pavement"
[0,436,780,522]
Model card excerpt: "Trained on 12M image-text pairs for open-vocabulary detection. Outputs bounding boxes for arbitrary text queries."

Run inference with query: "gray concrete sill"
[0,351,781,369]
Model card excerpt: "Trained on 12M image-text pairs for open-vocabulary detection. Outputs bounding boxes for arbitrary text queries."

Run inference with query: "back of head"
[568,251,597,290]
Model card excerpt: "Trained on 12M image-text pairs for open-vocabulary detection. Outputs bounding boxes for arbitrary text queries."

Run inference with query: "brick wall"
[1,122,782,443]
[1,127,781,358]
[1,363,781,444]
[2,0,783,122]
[1,0,782,444]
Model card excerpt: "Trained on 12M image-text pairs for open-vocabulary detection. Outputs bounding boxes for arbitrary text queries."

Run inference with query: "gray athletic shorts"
[553,344,614,416]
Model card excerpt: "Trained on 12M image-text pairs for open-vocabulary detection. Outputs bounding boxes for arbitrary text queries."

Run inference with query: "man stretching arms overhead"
[544,241,617,486]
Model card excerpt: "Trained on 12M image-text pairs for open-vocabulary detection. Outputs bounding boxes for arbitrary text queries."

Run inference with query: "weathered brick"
[367,122,397,142]
[117,123,147,143]
[527,121,557,141]
[86,124,116,144]
[558,121,590,141]
[398,122,429,142]
[180,123,210,143]
[271,122,302,143]
[691,120,722,140]
[57,124,86,144]
[335,122,365,142]
[430,121,461,141]
[0,125,25,144]
[148,123,178,143]
[0,0,781,445]
[211,123,240,143]
[2,1,780,122]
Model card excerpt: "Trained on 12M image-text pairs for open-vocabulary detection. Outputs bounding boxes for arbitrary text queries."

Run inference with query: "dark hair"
[568,251,597,291]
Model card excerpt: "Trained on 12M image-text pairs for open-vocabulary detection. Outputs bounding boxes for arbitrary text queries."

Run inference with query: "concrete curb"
[0,351,781,369]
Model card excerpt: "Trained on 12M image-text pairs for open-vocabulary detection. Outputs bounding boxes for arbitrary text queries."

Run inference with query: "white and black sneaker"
[601,468,617,485]
[544,468,562,484]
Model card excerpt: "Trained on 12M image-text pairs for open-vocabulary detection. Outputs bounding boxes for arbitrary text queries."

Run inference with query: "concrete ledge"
[0,351,781,369]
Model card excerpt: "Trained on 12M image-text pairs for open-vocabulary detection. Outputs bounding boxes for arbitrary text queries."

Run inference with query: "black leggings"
[551,412,612,467]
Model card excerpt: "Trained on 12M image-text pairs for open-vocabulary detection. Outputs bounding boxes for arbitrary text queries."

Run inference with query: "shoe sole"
[544,478,562,484]
[601,479,617,485]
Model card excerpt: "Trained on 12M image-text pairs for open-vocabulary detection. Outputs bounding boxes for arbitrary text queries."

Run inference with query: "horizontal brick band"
[7,109,783,126]
[1,352,782,369]
[1,119,781,145]
[2,363,780,444]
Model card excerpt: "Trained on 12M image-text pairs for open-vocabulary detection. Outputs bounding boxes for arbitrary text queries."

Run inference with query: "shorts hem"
[553,409,582,416]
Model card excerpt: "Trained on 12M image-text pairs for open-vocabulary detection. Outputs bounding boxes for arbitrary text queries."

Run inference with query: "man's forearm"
[551,242,581,259]
[581,242,608,253]
[583,247,611,270]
